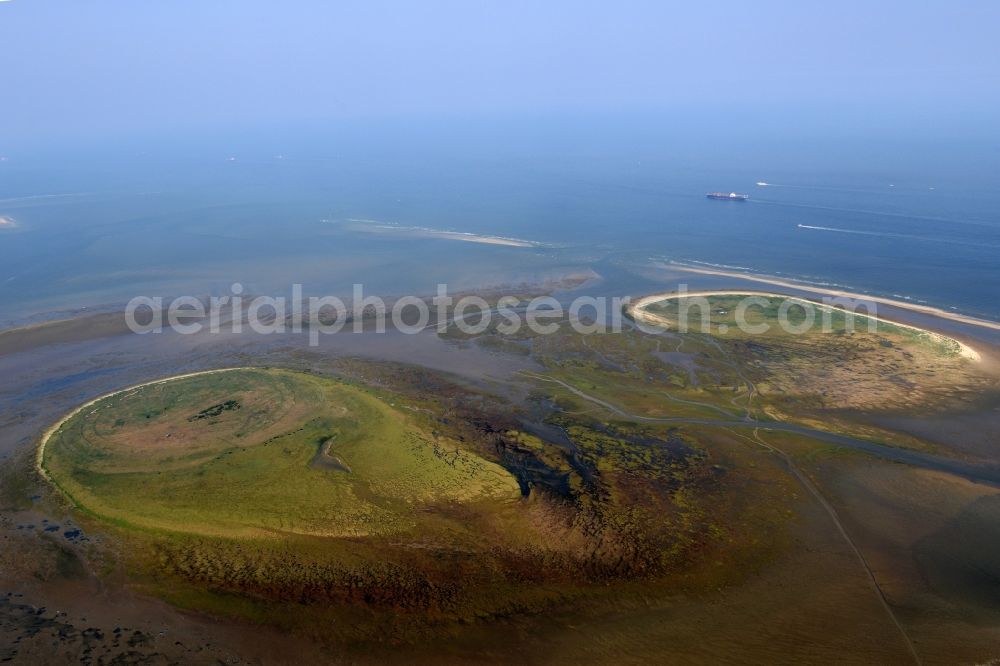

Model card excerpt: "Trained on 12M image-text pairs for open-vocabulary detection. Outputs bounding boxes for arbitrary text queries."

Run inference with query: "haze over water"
[1,118,999,325]
[2,2,998,326]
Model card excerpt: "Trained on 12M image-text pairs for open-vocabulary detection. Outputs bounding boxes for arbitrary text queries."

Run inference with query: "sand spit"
[629,289,981,362]
[340,219,541,247]
[420,230,538,247]
[663,263,1000,333]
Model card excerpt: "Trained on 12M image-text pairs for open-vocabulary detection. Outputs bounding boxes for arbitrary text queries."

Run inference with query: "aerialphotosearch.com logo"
[124,283,879,346]
[126,283,631,345]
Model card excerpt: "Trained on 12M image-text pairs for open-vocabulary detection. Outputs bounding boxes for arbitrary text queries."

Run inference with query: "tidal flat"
[3,275,1000,664]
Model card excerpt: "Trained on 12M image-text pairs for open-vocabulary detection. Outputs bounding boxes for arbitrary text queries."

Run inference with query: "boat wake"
[796,223,998,248]
[753,181,904,195]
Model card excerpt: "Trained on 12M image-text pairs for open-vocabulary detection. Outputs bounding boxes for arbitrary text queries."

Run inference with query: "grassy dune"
[632,293,991,415]
[42,368,520,538]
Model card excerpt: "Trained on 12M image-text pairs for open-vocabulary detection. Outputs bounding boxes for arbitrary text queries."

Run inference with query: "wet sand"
[0,312,138,353]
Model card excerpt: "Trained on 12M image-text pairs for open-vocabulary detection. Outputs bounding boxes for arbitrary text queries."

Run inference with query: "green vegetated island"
[37,292,1000,661]
[42,369,519,539]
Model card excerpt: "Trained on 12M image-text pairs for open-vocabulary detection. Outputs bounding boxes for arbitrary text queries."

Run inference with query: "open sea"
[2,118,998,326]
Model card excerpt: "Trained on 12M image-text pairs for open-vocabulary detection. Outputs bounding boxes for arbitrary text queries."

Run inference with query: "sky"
[1,1,999,146]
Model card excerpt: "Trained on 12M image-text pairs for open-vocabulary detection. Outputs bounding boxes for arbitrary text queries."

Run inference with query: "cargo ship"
[706,192,749,201]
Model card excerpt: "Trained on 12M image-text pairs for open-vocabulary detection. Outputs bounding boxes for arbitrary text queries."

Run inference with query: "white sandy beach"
[339,219,540,248]
[420,229,538,247]
[662,263,1000,333]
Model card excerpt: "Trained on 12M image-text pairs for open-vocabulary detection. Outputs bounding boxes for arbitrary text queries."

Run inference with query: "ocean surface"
[2,119,999,325]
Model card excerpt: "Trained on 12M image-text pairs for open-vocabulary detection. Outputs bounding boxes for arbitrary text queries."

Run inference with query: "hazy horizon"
[2,1,999,148]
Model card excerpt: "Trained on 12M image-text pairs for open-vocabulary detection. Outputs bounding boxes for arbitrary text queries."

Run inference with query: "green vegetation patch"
[644,294,961,355]
[42,368,520,539]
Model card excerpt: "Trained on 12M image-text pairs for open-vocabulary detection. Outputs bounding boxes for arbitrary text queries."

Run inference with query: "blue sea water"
[1,118,998,324]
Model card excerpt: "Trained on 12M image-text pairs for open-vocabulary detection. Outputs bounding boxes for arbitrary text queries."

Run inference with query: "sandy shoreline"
[629,289,982,362]
[663,263,1000,332]
[35,367,247,486]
